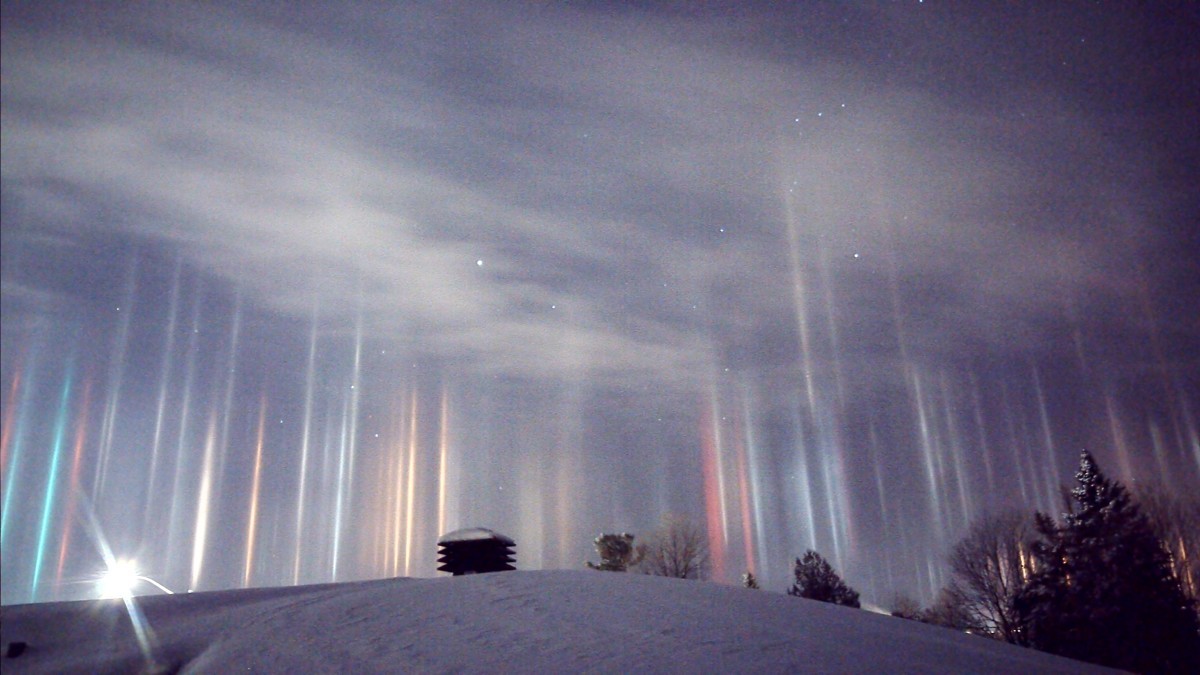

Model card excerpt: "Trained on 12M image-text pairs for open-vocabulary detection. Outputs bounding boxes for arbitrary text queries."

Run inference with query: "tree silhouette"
[586,533,642,572]
[788,550,860,608]
[1015,450,1199,673]
[1136,484,1200,603]
[636,515,709,580]
[946,511,1035,643]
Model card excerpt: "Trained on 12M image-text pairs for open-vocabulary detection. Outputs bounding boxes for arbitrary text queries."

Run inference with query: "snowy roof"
[0,570,1109,673]
[437,527,515,545]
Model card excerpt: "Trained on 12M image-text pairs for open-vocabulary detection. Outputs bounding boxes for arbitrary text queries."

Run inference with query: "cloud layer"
[6,2,1191,390]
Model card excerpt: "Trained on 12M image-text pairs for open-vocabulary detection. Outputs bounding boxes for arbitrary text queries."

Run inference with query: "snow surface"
[1,570,1112,674]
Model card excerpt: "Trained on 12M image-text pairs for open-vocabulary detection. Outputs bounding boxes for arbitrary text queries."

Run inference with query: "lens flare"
[98,558,141,599]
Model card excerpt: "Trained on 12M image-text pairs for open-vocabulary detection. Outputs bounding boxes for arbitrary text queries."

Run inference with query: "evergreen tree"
[1014,450,1200,674]
[742,571,760,589]
[586,533,642,572]
[1136,485,1200,602]
[788,550,860,608]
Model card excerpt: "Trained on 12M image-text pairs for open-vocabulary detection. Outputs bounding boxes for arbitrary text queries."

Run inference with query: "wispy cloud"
[1,1,1183,388]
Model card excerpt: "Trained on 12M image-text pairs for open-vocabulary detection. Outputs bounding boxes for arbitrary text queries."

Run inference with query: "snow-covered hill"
[1,570,1110,673]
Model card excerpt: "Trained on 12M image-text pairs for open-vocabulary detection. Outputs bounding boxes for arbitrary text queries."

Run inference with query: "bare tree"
[922,585,974,632]
[946,511,1035,644]
[1135,484,1200,602]
[889,593,923,620]
[636,514,710,580]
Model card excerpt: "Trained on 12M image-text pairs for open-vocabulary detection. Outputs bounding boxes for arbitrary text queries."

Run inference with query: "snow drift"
[1,570,1110,673]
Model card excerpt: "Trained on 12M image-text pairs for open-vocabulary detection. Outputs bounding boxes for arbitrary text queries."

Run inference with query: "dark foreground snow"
[1,570,1111,673]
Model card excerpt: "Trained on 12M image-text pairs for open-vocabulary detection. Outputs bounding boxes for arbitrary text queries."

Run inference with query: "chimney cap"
[437,527,515,546]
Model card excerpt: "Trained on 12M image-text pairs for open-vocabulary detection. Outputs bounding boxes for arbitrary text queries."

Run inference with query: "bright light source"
[98,559,140,599]
[96,560,174,598]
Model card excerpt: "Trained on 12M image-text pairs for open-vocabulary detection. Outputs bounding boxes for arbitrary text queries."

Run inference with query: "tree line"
[586,514,860,608]
[901,450,1199,673]
[585,514,709,579]
[588,450,1199,674]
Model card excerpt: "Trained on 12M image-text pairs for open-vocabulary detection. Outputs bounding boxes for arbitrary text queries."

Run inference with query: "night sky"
[3,1,1197,606]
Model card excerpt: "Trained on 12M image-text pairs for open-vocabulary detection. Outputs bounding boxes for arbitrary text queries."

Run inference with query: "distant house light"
[436,528,516,575]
